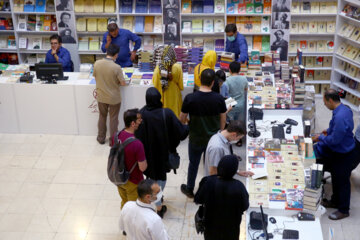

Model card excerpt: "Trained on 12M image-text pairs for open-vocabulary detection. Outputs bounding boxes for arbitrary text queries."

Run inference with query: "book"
[227,3,235,14]
[238,3,246,14]
[299,40,307,51]
[326,1,337,14]
[35,15,43,31]
[89,36,100,50]
[98,18,108,32]
[149,0,161,13]
[0,36,7,48]
[13,0,24,12]
[214,0,225,13]
[326,41,334,52]
[24,0,35,12]
[135,0,148,13]
[214,19,224,32]
[253,36,262,51]
[181,0,191,13]
[327,21,336,33]
[87,18,98,32]
[319,2,327,13]
[27,15,36,31]
[35,0,46,12]
[261,16,270,33]
[120,0,133,13]
[291,2,300,13]
[78,37,89,50]
[309,22,317,33]
[19,37,27,48]
[246,3,255,13]
[262,36,270,52]
[302,2,311,13]
[308,41,316,52]
[323,56,332,67]
[84,0,94,12]
[144,16,154,32]
[289,40,298,53]
[291,22,298,33]
[42,36,50,49]
[285,189,304,210]
[204,0,214,13]
[7,36,16,49]
[203,38,214,52]
[135,16,145,32]
[18,15,27,31]
[299,22,308,33]
[75,0,85,12]
[193,0,204,13]
[154,16,162,33]
[32,37,42,49]
[77,18,87,32]
[192,19,203,33]
[94,0,104,12]
[350,28,360,41]
[246,36,253,51]
[203,19,214,33]
[122,16,134,31]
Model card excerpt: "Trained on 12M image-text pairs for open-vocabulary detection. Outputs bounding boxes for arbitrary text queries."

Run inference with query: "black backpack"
[107,131,137,186]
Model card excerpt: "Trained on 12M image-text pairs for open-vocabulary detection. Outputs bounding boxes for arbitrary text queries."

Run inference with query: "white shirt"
[119,199,169,240]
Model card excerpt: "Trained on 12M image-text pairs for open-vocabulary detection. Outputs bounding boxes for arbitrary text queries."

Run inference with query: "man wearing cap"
[101,23,141,68]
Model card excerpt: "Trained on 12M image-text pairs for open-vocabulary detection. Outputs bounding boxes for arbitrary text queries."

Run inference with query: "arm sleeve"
[238,35,248,63]
[318,117,347,148]
[149,219,169,240]
[135,141,146,162]
[152,66,162,93]
[45,51,50,63]
[129,31,141,51]
[57,50,71,68]
[173,64,184,91]
[181,95,190,113]
[207,147,224,168]
[219,97,227,113]
[194,177,208,204]
[101,33,107,53]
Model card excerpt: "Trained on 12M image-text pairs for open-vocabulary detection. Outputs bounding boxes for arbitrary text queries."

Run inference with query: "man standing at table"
[312,89,359,220]
[101,23,141,68]
[45,34,72,72]
[225,24,248,63]
[94,44,126,145]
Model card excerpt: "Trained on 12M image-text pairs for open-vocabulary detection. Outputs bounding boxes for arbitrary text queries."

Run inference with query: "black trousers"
[316,147,359,214]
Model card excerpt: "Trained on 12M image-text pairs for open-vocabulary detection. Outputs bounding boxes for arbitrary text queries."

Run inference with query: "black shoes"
[157,205,167,218]
[321,198,338,209]
[181,184,194,198]
[96,137,105,145]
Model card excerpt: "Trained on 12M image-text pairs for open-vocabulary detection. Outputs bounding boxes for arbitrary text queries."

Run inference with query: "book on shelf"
[77,18,87,32]
[84,0,94,13]
[18,15,27,31]
[192,19,203,33]
[35,15,43,31]
[262,36,270,52]
[318,22,326,33]
[299,40,307,51]
[227,3,235,14]
[323,56,332,67]
[87,18,98,32]
[37,53,46,62]
[135,16,145,32]
[246,36,253,51]
[27,15,36,31]
[27,54,37,64]
[308,41,316,52]
[153,16,162,33]
[317,40,327,52]
[182,38,192,48]
[345,25,356,38]
[339,23,350,36]
[236,16,244,32]
[203,19,214,33]
[13,0,24,12]
[308,22,317,33]
[298,22,308,33]
[289,40,298,53]
[302,2,311,14]
[182,0,191,13]
[122,16,134,31]
[326,41,334,52]
[246,3,255,13]
[42,36,50,49]
[35,0,46,12]
[305,57,314,67]
[326,2,337,14]
[98,18,108,32]
[227,16,235,25]
[310,2,319,14]
[214,0,224,13]
[326,21,335,33]
[32,37,42,49]
[290,22,298,33]
[319,2,327,14]
[203,38,214,53]
[350,28,360,41]
[291,2,300,13]
[305,70,314,81]
[93,0,104,13]
[215,39,224,51]
[24,0,35,12]
[7,36,16,49]
[192,0,204,13]
[143,37,154,50]
[78,36,89,50]
[204,0,214,13]
[315,56,323,67]
[75,0,85,12]
[19,37,27,49]
[144,16,154,32]
[89,36,100,50]
[238,3,246,14]
[120,0,133,13]
[135,0,148,13]
[254,3,263,14]
[253,36,262,51]
[149,0,161,13]
[193,38,204,48]
[214,19,224,32]
[0,36,7,48]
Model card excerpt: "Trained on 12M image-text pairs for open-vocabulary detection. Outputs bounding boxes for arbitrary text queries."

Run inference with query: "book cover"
[319,2,327,13]
[317,22,326,33]
[18,14,27,31]
[24,0,35,12]
[317,40,326,52]
[291,2,300,13]
[42,36,50,49]
[153,16,162,33]
[7,36,16,49]
[192,19,203,33]
[120,0,133,13]
[263,2,271,14]
[203,38,214,52]
[75,0,85,12]
[144,16,154,32]
[135,0,148,13]
[214,19,224,32]
[203,18,214,33]
[308,21,317,33]
[227,3,235,14]
[326,21,335,33]
[149,0,161,13]
[93,0,104,13]
[323,56,332,67]
[299,40,307,51]
[290,22,298,33]
[302,2,311,13]
[97,18,108,32]
[77,18,87,32]
[181,0,191,13]
[227,16,236,24]
[310,2,319,14]
[345,25,355,37]
[183,38,192,47]
[89,36,100,50]
[32,37,42,49]
[87,18,97,32]
[298,22,308,33]
[308,41,316,52]
[326,1,337,14]
[238,3,246,13]
[27,15,36,31]
[104,0,115,12]
[135,16,145,32]
[339,23,350,36]
[246,3,254,13]
[305,70,314,80]
[285,189,304,210]
[289,40,298,53]
[0,36,7,48]
[215,39,225,51]
[262,36,270,52]
[204,0,214,13]
[337,43,348,55]
[236,16,245,32]
[246,36,253,51]
[35,15,43,31]
[13,0,24,12]
[350,28,360,41]
[254,3,263,13]
[19,37,27,48]
[193,0,204,13]
[214,0,225,13]
[35,0,46,12]
[122,16,134,31]
[326,41,334,52]
[84,0,94,13]
[78,36,89,50]
[253,36,262,51]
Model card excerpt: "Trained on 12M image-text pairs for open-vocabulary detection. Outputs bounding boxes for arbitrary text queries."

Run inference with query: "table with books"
[0,66,193,135]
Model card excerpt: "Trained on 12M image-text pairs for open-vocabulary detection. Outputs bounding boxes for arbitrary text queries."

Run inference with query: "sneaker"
[157,205,167,218]
[181,184,194,198]
[329,210,349,220]
[96,137,105,145]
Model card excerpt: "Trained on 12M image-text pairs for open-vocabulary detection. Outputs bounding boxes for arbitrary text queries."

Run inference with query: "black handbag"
[194,205,206,234]
[162,109,180,174]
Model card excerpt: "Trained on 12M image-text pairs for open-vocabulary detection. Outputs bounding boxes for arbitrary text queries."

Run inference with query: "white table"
[0,72,192,135]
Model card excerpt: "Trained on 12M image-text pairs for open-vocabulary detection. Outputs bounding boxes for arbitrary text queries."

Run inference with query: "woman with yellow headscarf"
[194,50,217,89]
[153,45,183,118]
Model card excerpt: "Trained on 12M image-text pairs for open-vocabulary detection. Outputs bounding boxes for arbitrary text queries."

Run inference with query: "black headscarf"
[217,155,239,179]
[145,87,163,110]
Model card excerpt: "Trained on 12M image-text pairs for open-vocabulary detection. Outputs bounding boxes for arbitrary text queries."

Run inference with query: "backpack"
[107,131,137,186]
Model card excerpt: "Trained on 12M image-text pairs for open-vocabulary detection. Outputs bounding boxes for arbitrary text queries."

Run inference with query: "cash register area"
[0,99,358,240]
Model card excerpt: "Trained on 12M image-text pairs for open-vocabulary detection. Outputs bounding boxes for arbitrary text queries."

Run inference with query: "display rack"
[331,0,360,112]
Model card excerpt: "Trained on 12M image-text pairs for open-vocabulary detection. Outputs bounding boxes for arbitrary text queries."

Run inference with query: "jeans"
[155,180,166,207]
[187,141,207,190]
[97,102,121,142]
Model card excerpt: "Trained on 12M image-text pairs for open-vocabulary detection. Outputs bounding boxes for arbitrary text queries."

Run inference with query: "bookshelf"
[331,0,360,112]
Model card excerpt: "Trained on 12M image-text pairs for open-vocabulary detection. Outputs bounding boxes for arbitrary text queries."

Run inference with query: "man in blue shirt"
[45,34,72,72]
[101,23,141,67]
[225,24,248,63]
[313,89,359,220]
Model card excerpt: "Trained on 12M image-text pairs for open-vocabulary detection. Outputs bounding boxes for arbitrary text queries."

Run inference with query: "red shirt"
[117,131,146,185]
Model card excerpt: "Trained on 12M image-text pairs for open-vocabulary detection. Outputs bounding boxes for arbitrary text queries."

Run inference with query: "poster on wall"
[270,0,291,61]
[56,0,77,44]
[163,0,180,46]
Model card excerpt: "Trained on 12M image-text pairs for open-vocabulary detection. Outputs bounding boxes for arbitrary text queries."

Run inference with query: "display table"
[0,72,192,135]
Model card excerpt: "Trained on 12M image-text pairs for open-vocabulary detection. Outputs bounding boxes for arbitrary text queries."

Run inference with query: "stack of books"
[220,52,235,71]
[273,53,281,82]
[248,50,261,71]
[303,186,322,211]
[153,45,164,70]
[138,51,154,72]
[187,47,203,65]
[281,62,290,83]
[174,47,188,73]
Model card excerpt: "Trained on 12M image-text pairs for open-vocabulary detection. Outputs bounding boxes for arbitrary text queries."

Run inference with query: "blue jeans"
[187,141,207,190]
[155,180,166,207]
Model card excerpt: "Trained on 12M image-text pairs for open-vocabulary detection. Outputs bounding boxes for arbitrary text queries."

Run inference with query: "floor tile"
[88,216,120,235]
[94,200,121,218]
[0,213,33,232]
[0,232,25,240]
[26,214,63,233]
[34,156,65,170]
[53,232,87,240]
[73,184,105,200]
[65,199,99,216]
[37,198,71,215]
[0,182,22,197]
[45,184,77,199]
[8,156,38,169]
[22,232,56,240]
[16,183,50,199]
[25,169,58,184]
[7,198,42,214]
[57,215,92,234]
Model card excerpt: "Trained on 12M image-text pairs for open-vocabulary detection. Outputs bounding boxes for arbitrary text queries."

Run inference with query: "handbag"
[162,109,180,174]
[194,205,206,234]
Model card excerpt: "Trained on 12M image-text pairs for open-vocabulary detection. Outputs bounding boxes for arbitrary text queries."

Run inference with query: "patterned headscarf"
[159,45,177,89]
